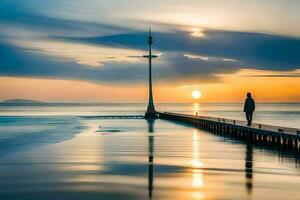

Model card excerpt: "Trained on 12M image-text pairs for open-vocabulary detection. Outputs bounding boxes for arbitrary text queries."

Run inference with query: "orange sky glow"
[1,69,299,103]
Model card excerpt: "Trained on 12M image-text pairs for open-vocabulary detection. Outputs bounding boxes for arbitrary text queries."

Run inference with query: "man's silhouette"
[244,92,255,126]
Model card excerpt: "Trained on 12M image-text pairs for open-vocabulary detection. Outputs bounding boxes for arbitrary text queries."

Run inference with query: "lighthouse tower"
[144,28,158,119]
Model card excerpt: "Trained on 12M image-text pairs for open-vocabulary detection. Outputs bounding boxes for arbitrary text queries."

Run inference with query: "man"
[244,92,255,126]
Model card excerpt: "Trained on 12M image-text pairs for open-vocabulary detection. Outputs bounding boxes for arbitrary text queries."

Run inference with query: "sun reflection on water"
[192,130,205,199]
[193,103,201,116]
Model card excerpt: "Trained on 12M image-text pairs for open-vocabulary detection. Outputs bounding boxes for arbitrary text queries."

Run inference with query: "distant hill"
[0,99,103,106]
[0,99,45,105]
[0,99,149,106]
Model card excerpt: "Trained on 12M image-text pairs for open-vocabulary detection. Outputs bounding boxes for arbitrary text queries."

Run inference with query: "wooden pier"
[157,112,300,151]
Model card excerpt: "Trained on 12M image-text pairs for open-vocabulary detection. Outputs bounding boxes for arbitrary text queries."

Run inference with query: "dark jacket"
[244,97,255,113]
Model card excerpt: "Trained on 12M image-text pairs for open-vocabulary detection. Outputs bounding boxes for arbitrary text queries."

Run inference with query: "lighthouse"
[144,28,158,119]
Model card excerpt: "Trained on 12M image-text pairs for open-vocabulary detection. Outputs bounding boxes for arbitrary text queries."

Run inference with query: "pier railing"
[158,112,299,136]
[157,112,300,150]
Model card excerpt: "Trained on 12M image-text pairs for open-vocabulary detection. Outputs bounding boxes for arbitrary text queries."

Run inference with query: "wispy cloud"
[184,54,209,61]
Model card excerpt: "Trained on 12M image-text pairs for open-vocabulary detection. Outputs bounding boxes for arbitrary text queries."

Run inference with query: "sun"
[192,90,202,99]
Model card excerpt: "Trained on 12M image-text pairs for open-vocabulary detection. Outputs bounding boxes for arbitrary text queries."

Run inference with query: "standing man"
[244,92,255,126]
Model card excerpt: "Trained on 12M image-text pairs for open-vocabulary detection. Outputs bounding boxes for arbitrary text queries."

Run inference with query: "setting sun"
[192,90,202,99]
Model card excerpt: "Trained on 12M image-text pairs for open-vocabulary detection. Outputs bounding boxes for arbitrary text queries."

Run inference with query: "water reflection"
[192,130,205,199]
[245,142,253,196]
[193,103,200,116]
[147,119,155,199]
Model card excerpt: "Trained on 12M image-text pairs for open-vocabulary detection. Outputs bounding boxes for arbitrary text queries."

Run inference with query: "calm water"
[0,103,300,199]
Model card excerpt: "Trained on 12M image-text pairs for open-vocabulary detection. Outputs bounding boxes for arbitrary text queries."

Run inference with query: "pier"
[157,112,300,151]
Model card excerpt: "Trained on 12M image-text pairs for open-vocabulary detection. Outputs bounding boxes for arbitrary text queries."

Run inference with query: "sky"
[0,0,299,103]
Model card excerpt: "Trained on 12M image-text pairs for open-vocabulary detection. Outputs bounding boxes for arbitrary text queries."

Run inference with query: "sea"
[0,103,299,200]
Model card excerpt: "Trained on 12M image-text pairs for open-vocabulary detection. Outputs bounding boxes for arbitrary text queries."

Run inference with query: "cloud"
[69,30,300,70]
[0,42,148,84]
[0,42,236,84]
[241,74,300,78]
[0,1,299,85]
[0,0,132,39]
[156,52,241,82]
[1,27,300,85]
